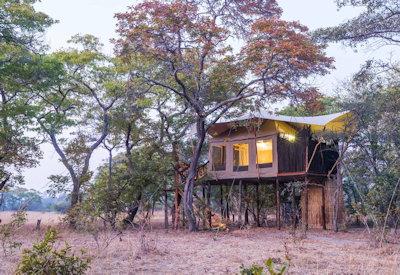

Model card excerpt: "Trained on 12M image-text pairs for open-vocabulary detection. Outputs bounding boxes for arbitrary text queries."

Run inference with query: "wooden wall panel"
[301,185,324,229]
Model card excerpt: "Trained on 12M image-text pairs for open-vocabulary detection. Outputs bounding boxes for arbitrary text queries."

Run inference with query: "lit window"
[256,139,273,168]
[233,143,249,171]
[211,145,226,171]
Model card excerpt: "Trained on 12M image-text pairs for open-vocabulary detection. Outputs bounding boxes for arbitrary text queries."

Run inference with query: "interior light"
[257,141,272,150]
[281,133,296,142]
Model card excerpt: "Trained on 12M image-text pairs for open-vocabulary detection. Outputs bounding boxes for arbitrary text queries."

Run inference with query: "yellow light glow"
[256,139,273,165]
[280,133,296,142]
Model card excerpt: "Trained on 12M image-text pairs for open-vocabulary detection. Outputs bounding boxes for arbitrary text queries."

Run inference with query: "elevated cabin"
[205,111,352,230]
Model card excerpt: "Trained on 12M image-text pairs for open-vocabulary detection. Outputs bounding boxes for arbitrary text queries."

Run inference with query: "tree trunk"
[164,189,169,229]
[172,142,182,229]
[0,175,9,192]
[183,118,206,232]
[70,180,80,208]
[124,193,142,226]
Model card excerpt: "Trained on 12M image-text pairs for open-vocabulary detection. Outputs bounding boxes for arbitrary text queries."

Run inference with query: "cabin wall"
[299,177,345,230]
[277,129,308,173]
[301,185,325,229]
[208,122,278,180]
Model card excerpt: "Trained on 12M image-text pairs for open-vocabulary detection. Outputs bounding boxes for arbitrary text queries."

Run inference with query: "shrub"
[240,258,288,275]
[0,209,26,256]
[16,228,91,275]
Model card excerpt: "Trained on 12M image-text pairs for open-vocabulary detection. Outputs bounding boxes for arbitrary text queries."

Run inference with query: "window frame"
[211,144,226,171]
[233,142,250,172]
[256,138,273,169]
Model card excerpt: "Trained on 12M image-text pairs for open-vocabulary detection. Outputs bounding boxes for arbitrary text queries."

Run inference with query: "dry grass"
[0,211,399,274]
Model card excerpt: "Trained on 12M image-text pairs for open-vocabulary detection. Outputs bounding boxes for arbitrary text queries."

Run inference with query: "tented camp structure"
[204,110,353,230]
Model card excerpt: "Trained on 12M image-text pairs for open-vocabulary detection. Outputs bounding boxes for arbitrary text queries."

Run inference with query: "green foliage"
[314,0,400,47]
[240,258,288,275]
[339,62,400,241]
[0,0,59,190]
[0,209,26,256]
[278,96,340,116]
[87,146,171,227]
[16,228,91,275]
[1,187,41,210]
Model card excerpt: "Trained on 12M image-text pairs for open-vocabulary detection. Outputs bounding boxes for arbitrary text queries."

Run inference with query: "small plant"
[0,209,27,256]
[16,228,91,275]
[239,258,288,275]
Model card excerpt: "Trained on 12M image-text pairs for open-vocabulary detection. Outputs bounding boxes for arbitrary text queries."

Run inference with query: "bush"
[0,209,26,256]
[240,258,288,275]
[16,228,91,275]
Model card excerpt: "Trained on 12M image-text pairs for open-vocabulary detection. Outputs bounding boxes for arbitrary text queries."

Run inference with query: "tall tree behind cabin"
[115,0,334,231]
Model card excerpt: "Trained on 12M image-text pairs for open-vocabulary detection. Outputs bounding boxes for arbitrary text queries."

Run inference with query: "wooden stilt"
[164,189,168,229]
[207,182,212,228]
[304,177,309,231]
[226,191,230,220]
[244,183,249,225]
[291,183,296,229]
[202,184,206,229]
[256,182,260,227]
[276,179,281,229]
[239,180,243,225]
[220,184,223,217]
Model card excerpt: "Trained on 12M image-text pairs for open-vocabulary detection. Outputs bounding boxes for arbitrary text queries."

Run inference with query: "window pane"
[233,143,249,171]
[256,139,273,168]
[211,145,226,171]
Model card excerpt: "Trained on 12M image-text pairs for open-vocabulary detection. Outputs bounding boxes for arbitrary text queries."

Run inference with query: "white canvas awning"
[208,110,353,136]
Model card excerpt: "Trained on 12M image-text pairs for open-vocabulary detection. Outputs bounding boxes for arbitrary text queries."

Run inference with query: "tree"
[314,0,400,46]
[114,0,334,231]
[88,146,171,227]
[278,93,340,116]
[0,0,56,191]
[339,64,400,238]
[35,35,119,210]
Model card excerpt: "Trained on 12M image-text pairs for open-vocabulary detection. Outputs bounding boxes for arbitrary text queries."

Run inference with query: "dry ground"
[0,211,399,274]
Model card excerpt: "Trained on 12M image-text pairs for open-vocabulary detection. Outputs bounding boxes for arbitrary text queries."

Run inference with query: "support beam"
[207,182,212,228]
[304,177,309,231]
[202,184,206,229]
[291,183,296,229]
[276,179,281,230]
[244,183,249,225]
[322,183,326,230]
[226,191,230,221]
[256,182,260,227]
[220,184,223,217]
[238,180,243,225]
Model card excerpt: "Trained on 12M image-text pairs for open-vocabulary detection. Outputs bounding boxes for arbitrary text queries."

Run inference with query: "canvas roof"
[208,110,353,136]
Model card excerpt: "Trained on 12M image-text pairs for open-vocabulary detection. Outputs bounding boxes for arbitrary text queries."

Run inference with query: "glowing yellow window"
[233,143,249,171]
[256,139,273,168]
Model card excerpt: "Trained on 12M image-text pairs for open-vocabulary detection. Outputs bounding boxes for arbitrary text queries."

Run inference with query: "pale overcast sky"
[23,0,397,191]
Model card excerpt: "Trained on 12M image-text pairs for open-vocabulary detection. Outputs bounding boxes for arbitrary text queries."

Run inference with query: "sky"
[23,0,397,191]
